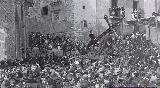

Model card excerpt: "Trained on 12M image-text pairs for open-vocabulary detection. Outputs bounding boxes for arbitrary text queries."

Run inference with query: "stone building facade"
[25,0,96,42]
[96,0,160,35]
[14,0,75,58]
[25,0,74,34]
[96,0,156,23]
[72,0,96,41]
[0,0,16,60]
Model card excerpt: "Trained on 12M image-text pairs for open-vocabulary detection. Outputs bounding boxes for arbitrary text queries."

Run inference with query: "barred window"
[111,0,118,7]
[133,0,138,11]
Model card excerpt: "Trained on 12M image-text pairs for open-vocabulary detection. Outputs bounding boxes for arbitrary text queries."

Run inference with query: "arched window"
[41,5,49,15]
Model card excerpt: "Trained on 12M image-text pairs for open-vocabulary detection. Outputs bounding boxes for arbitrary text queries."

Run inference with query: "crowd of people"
[28,32,75,53]
[0,30,160,88]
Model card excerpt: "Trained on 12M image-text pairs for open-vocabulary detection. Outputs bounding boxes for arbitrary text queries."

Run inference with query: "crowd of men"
[0,30,160,88]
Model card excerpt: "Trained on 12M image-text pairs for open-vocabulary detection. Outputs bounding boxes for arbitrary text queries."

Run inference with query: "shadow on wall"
[96,20,109,35]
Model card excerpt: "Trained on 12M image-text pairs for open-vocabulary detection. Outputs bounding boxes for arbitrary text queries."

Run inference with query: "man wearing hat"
[87,30,96,50]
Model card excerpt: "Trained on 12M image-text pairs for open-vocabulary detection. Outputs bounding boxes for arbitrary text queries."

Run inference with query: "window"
[111,0,118,7]
[0,42,5,49]
[41,5,49,15]
[83,6,85,9]
[84,20,87,27]
[0,32,4,41]
[133,0,138,11]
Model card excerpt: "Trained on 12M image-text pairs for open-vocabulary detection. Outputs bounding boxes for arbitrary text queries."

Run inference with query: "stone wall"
[73,0,96,41]
[0,0,16,60]
[96,0,110,35]
[25,0,74,34]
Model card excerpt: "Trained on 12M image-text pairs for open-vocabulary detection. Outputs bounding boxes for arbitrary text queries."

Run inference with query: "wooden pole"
[15,4,18,59]
[15,1,20,59]
[23,1,27,59]
[149,26,151,40]
[155,0,159,44]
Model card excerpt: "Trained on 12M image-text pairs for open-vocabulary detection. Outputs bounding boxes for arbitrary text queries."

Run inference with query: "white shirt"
[131,13,136,21]
[1,80,6,88]
[157,16,160,21]
[150,75,157,82]
[95,84,100,88]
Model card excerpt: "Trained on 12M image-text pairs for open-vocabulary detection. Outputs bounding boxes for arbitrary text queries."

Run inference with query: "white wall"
[123,0,133,21]
[96,0,110,35]
[144,0,156,18]
[158,0,160,12]
[73,0,96,31]
[0,27,7,60]
[96,0,110,27]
